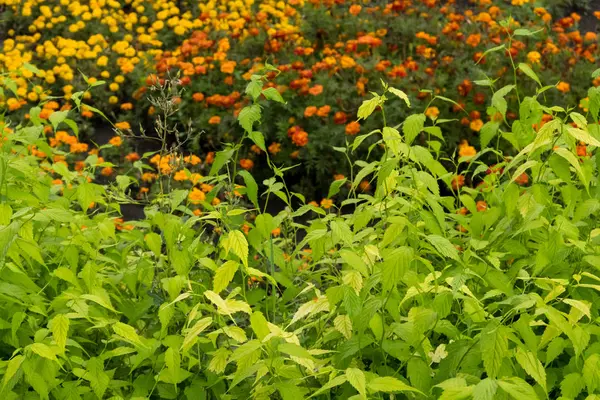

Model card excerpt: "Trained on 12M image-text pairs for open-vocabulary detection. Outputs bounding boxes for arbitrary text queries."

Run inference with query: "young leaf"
[518,63,541,86]
[473,378,498,400]
[261,87,286,103]
[388,87,411,107]
[334,315,353,339]
[497,377,538,400]
[584,353,600,394]
[238,104,262,133]
[357,95,381,121]
[213,261,239,294]
[221,230,249,267]
[402,114,426,145]
[514,347,546,393]
[345,368,366,397]
[480,321,508,379]
[368,376,422,394]
[238,170,259,208]
[182,317,213,351]
[50,314,70,353]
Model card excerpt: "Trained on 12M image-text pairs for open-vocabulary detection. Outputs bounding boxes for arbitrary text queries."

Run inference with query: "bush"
[3,53,600,399]
[1,1,600,197]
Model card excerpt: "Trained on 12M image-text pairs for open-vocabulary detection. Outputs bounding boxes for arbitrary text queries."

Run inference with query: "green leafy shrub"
[3,53,600,400]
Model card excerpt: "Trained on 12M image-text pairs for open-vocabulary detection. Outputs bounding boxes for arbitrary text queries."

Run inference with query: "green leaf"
[339,249,369,277]
[515,347,546,393]
[497,377,538,400]
[346,368,366,397]
[85,358,109,399]
[213,261,239,294]
[221,230,248,267]
[388,87,411,107]
[209,148,235,176]
[566,125,600,147]
[480,321,508,379]
[513,28,543,36]
[145,232,162,256]
[518,63,541,86]
[238,170,258,209]
[238,104,262,133]
[473,378,498,400]
[357,95,381,121]
[112,322,147,348]
[208,347,231,374]
[255,213,276,239]
[381,246,414,291]
[261,87,285,103]
[492,85,515,117]
[164,347,180,385]
[382,126,402,156]
[28,343,57,361]
[328,178,347,199]
[427,235,459,261]
[561,373,585,398]
[249,131,266,152]
[250,311,270,340]
[50,314,70,353]
[480,121,500,148]
[402,114,426,145]
[368,376,422,394]
[278,343,314,360]
[309,375,347,398]
[554,147,588,189]
[245,77,262,100]
[510,160,538,184]
[182,317,213,352]
[0,355,24,393]
[334,315,352,339]
[584,353,600,394]
[49,110,70,131]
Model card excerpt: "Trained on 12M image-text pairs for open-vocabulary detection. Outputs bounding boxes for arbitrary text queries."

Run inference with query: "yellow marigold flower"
[189,188,206,204]
[174,170,188,181]
[527,51,541,64]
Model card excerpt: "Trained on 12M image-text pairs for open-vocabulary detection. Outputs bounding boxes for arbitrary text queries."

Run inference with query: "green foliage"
[5,53,600,400]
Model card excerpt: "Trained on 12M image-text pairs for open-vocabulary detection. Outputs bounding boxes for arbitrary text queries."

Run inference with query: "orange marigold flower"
[476,201,488,211]
[271,227,281,237]
[334,111,348,124]
[515,173,529,185]
[268,142,281,154]
[115,121,131,130]
[451,175,465,190]
[206,152,215,164]
[340,55,356,69]
[292,130,309,147]
[469,119,484,132]
[240,158,254,170]
[359,180,371,192]
[316,105,331,117]
[334,174,345,181]
[101,167,114,176]
[308,85,323,96]
[456,207,468,215]
[220,60,236,74]
[466,33,481,47]
[577,143,588,157]
[120,103,133,111]
[425,106,440,119]
[320,198,333,209]
[349,4,362,15]
[556,81,570,93]
[345,121,360,135]
[209,116,221,125]
[126,152,140,162]
[192,92,205,102]
[109,136,122,146]
[304,106,317,117]
[458,140,477,157]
